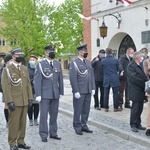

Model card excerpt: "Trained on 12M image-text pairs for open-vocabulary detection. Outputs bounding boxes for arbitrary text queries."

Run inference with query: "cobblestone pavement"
[0,104,150,150]
[0,77,150,150]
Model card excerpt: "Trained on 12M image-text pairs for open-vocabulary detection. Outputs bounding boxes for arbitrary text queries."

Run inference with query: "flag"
[77,13,96,21]
[120,0,134,6]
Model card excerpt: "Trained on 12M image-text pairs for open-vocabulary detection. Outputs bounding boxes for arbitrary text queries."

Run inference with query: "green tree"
[0,0,83,58]
[46,0,83,56]
[0,0,55,58]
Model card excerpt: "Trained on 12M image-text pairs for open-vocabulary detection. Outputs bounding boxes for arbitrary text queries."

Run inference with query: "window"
[11,39,17,45]
[0,38,6,46]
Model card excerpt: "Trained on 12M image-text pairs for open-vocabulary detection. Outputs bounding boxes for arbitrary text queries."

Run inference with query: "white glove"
[74,92,81,99]
[92,90,95,96]
[60,95,63,98]
[36,96,41,102]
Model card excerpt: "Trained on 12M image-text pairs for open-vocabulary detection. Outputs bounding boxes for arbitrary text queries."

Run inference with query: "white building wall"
[91,0,150,59]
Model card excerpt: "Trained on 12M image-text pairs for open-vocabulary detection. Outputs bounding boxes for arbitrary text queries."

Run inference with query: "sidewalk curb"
[59,108,150,148]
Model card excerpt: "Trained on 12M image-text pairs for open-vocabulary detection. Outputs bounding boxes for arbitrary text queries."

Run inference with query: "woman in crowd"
[28,55,39,126]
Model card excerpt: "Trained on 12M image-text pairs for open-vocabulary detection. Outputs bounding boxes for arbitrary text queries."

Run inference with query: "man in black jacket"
[127,51,147,132]
[118,48,134,109]
[91,49,105,110]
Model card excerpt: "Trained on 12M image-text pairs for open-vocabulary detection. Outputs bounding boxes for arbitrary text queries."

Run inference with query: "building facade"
[83,0,150,59]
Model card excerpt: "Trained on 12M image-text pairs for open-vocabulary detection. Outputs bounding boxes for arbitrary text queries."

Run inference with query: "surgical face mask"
[142,53,145,57]
[29,60,36,69]
[15,57,24,63]
[130,54,134,58]
[83,52,88,58]
[49,52,55,59]
[6,60,12,67]
[101,53,105,58]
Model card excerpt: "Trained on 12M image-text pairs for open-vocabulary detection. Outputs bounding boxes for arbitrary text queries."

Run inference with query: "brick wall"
[83,0,91,60]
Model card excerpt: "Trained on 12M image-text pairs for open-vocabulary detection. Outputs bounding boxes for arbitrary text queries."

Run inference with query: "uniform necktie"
[17,65,20,70]
[50,61,53,69]
[83,59,86,64]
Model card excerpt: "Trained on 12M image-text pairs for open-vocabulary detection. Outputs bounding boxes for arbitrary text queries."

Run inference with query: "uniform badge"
[22,71,27,77]
[54,68,59,73]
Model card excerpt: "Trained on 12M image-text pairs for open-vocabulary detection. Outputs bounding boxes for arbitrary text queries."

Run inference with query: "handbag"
[145,80,150,94]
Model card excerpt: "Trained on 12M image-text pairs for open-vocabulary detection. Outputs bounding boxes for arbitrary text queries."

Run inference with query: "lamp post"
[99,20,108,39]
[99,12,122,38]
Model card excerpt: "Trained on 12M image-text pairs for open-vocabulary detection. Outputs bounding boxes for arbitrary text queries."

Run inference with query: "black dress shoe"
[50,135,61,140]
[125,105,131,108]
[131,127,138,132]
[76,131,83,135]
[18,143,31,149]
[146,129,150,136]
[10,145,18,150]
[42,138,47,142]
[138,125,146,130]
[82,128,93,133]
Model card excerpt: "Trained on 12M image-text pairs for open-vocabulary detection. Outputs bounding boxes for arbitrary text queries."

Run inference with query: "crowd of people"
[91,47,150,136]
[0,44,150,150]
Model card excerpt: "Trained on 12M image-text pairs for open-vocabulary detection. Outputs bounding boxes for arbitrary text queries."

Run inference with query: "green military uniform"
[2,63,33,147]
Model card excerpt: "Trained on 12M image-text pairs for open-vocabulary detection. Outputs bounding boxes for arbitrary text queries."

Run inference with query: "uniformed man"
[1,48,33,150]
[34,45,64,142]
[69,44,95,135]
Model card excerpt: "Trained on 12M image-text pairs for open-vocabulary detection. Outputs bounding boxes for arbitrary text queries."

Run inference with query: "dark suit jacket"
[119,54,132,81]
[127,60,147,101]
[91,56,104,81]
[101,55,120,88]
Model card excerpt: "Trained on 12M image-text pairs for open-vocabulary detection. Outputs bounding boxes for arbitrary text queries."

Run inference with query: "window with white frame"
[0,38,6,46]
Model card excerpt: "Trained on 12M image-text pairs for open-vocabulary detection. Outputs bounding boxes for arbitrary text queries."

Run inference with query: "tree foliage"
[0,0,83,58]
[47,0,83,56]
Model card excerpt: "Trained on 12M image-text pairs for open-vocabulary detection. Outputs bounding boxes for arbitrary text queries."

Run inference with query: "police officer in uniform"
[69,44,95,135]
[2,48,33,150]
[34,45,64,142]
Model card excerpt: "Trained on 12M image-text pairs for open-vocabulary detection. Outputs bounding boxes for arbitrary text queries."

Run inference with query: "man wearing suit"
[2,48,33,150]
[118,48,134,109]
[91,49,105,110]
[127,51,147,132]
[69,44,95,135]
[101,48,122,112]
[34,45,64,142]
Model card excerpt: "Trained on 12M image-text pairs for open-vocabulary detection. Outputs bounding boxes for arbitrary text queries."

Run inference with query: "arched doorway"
[118,35,136,58]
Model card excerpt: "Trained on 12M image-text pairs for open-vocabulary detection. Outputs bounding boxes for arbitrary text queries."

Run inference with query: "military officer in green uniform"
[2,48,33,150]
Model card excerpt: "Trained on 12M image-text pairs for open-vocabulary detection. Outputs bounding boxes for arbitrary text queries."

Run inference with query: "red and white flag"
[77,13,96,21]
[120,0,134,7]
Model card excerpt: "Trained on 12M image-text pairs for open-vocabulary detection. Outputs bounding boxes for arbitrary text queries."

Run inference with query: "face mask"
[130,54,133,58]
[15,57,24,63]
[83,53,88,58]
[49,52,55,59]
[29,61,36,69]
[101,53,105,58]
[6,61,12,67]
[142,53,145,57]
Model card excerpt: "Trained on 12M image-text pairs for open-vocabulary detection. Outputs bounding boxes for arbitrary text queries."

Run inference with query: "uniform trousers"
[104,85,119,109]
[118,80,130,106]
[94,81,104,108]
[130,101,143,128]
[8,106,28,147]
[39,98,59,139]
[73,93,91,133]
